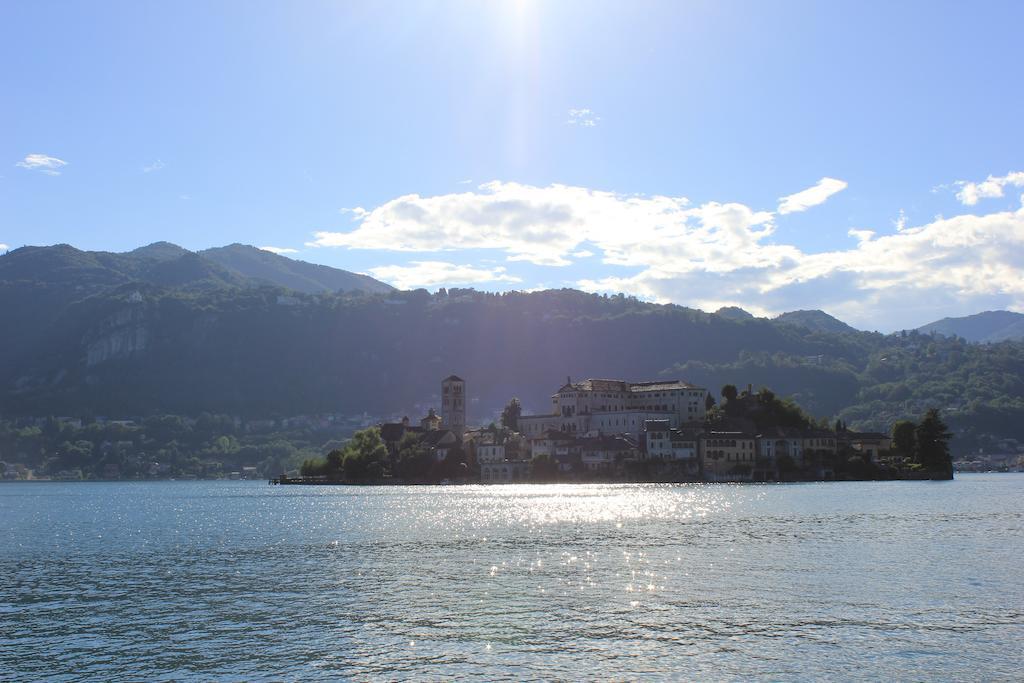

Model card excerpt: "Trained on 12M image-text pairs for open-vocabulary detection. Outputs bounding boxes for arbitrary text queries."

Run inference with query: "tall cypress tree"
[914,408,952,473]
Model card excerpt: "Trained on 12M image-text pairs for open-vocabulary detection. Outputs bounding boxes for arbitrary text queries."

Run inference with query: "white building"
[480,459,531,483]
[519,377,708,438]
[478,439,533,483]
[643,420,699,463]
[476,443,505,464]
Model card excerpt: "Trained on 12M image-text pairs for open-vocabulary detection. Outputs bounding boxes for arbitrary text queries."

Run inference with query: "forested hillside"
[2,244,1023,456]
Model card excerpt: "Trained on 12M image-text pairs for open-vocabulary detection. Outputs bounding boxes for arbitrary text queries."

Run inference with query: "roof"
[556,378,702,393]
[422,429,457,446]
[846,431,890,440]
[443,374,464,382]
[755,426,805,439]
[628,380,701,392]
[705,430,756,439]
[533,429,575,441]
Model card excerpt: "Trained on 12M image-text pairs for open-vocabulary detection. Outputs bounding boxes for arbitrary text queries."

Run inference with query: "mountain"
[0,242,246,293]
[714,306,755,321]
[917,310,1024,343]
[773,309,858,334]
[0,242,393,296]
[200,244,394,295]
[1,245,1023,457]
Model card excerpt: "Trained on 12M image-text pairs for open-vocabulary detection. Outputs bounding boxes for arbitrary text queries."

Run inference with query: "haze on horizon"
[2,0,1022,332]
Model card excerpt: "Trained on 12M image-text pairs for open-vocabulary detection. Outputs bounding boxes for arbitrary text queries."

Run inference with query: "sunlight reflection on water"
[1,476,1022,681]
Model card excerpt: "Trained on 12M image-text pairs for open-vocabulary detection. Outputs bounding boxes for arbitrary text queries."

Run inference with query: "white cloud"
[142,160,166,173]
[955,171,1024,205]
[567,108,600,127]
[308,181,695,266]
[15,154,67,175]
[307,177,1024,329]
[259,246,298,255]
[893,209,908,232]
[338,206,370,220]
[578,200,1024,328]
[571,249,595,258]
[0,243,9,252]
[367,261,522,290]
[777,177,848,214]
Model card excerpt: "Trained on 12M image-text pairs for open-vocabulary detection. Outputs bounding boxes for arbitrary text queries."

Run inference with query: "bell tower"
[441,374,466,436]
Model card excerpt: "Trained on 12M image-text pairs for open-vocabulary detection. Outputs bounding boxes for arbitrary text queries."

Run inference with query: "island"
[282,374,954,485]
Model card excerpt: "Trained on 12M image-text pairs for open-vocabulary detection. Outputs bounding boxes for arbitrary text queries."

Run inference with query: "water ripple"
[1,475,1022,681]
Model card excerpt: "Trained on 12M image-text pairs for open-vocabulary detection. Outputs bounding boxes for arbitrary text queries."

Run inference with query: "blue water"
[2,475,1022,681]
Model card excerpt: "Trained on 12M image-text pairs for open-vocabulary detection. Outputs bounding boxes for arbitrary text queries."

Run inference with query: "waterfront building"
[643,420,699,461]
[476,443,505,465]
[701,431,757,480]
[480,458,531,483]
[803,430,838,458]
[478,435,532,483]
[842,431,893,461]
[757,428,804,464]
[578,435,637,472]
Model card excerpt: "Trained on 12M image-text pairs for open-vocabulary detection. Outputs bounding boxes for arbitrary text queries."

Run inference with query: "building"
[843,432,893,461]
[701,431,757,480]
[420,408,442,431]
[477,437,533,483]
[480,458,531,483]
[441,375,466,436]
[422,429,458,462]
[578,435,637,472]
[519,377,709,438]
[803,430,838,458]
[476,443,505,465]
[642,419,699,476]
[757,428,804,464]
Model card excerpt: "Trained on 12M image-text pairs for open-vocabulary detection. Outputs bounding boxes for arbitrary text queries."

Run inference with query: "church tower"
[441,375,466,436]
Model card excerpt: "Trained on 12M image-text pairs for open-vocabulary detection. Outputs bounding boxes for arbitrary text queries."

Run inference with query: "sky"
[2,0,1023,331]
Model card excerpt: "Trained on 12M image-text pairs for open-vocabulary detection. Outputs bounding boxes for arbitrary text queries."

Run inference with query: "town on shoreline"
[289,374,954,485]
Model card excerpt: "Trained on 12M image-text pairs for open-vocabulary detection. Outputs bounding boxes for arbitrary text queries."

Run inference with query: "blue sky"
[2,0,1023,330]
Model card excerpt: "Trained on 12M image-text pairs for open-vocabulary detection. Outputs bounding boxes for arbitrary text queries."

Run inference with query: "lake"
[2,475,1022,681]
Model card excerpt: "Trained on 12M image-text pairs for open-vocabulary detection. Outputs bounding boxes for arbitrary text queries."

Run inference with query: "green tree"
[395,433,433,482]
[340,427,388,481]
[915,408,953,473]
[500,398,522,432]
[326,449,344,472]
[891,420,916,458]
[721,384,738,403]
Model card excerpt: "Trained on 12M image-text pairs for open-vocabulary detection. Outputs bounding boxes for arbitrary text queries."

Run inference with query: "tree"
[341,427,388,481]
[705,393,716,412]
[721,384,738,403]
[395,433,433,482]
[891,420,916,458]
[501,398,522,432]
[326,449,344,472]
[915,408,952,473]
